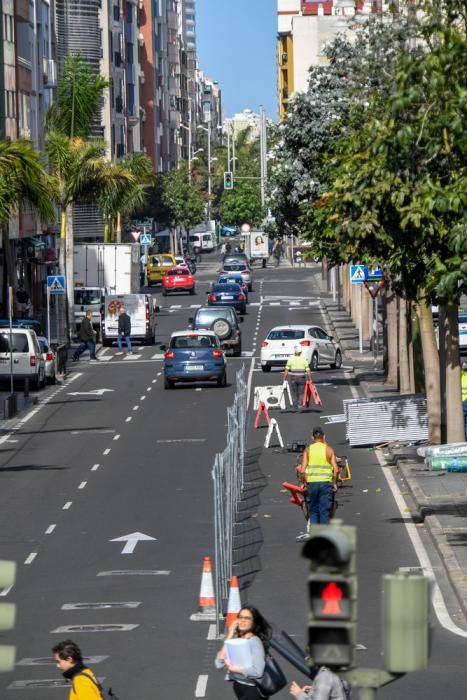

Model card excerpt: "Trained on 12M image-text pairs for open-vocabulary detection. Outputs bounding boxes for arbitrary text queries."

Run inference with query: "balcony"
[115,96,124,114]
[169,109,180,129]
[15,0,30,22]
[43,58,56,87]
[167,10,178,30]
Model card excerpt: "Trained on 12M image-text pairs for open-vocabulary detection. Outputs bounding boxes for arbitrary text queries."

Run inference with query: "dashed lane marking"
[97,570,170,576]
[24,553,37,565]
[125,417,132,423]
[78,481,87,489]
[51,624,138,633]
[103,448,111,455]
[132,405,139,411]
[207,624,217,640]
[45,524,56,534]
[113,434,120,440]
[61,602,141,611]
[195,675,208,698]
[63,502,72,510]
[91,464,100,471]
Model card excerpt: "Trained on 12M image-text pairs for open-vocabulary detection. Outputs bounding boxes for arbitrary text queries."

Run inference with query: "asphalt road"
[1,256,466,699]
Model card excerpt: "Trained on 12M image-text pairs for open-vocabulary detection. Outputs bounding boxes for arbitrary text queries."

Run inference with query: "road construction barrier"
[265,418,284,448]
[254,383,291,411]
[254,401,271,428]
[225,575,242,631]
[190,556,216,621]
[303,379,322,407]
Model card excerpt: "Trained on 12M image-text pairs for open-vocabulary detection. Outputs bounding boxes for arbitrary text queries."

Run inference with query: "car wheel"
[164,376,173,390]
[331,349,342,369]
[32,374,41,391]
[103,339,112,347]
[40,370,46,388]
[162,289,167,296]
[212,318,232,340]
[217,372,227,387]
[190,287,195,295]
[48,374,57,385]
[234,344,242,357]
[311,352,319,370]
[262,364,271,373]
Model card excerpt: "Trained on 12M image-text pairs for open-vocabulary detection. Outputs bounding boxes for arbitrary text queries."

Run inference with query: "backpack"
[73,670,120,700]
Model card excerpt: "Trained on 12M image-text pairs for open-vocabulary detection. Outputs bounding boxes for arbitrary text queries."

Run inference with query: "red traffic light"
[309,579,351,620]
[321,581,343,615]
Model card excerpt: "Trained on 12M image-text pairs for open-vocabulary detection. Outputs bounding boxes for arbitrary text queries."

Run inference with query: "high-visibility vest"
[286,355,309,374]
[305,442,333,483]
[462,371,467,402]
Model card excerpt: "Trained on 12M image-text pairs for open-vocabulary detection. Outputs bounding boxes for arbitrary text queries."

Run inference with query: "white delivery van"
[0,329,45,389]
[101,294,158,347]
[189,231,215,252]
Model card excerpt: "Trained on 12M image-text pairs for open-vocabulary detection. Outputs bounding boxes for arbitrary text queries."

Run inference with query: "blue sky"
[196,0,277,119]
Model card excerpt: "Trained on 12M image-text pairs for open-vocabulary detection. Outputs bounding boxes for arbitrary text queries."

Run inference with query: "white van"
[0,329,45,389]
[189,231,215,252]
[101,293,158,347]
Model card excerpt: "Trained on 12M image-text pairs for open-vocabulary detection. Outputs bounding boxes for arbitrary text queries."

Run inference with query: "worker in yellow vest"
[462,361,467,439]
[283,346,312,411]
[298,427,340,528]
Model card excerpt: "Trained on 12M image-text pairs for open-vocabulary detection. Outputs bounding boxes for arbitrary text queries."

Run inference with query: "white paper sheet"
[224,638,252,668]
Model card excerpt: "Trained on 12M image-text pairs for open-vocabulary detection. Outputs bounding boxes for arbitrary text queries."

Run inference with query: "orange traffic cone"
[225,575,242,630]
[199,556,216,613]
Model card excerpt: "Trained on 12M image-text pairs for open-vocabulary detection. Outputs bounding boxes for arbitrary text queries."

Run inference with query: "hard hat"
[294,345,302,354]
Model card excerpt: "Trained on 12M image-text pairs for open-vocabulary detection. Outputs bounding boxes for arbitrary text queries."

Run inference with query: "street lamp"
[197,122,212,221]
[180,122,192,178]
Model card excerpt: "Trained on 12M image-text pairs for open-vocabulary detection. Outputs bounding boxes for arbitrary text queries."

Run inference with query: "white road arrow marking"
[68,389,115,397]
[110,532,157,555]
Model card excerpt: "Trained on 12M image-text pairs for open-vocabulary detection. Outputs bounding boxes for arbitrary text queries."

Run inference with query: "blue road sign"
[140,232,152,246]
[365,268,383,282]
[47,275,66,295]
[350,265,367,284]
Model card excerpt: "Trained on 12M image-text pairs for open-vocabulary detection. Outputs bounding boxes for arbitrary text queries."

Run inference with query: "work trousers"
[307,481,333,524]
[289,374,306,408]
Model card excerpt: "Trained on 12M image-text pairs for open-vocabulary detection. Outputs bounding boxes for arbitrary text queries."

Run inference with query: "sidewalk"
[312,269,467,619]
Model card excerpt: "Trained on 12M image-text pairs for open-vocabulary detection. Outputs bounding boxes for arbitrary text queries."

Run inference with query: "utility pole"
[187,99,192,180]
[259,106,268,209]
[207,118,212,220]
[232,122,236,174]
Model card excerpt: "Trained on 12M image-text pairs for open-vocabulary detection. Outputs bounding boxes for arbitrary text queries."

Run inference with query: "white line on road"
[152,378,157,382]
[78,482,87,490]
[125,417,132,423]
[195,675,208,697]
[207,624,217,640]
[45,524,56,534]
[0,586,12,597]
[24,553,37,565]
[146,386,152,391]
[91,464,100,471]
[63,502,72,510]
[140,395,146,401]
[103,448,111,455]
[157,439,206,444]
[113,434,120,441]
[132,405,139,411]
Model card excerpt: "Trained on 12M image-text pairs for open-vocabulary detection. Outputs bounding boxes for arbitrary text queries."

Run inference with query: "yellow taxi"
[146,253,177,285]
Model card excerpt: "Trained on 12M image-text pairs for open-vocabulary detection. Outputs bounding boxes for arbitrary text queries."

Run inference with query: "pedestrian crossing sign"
[350,265,367,284]
[141,232,152,246]
[47,275,66,294]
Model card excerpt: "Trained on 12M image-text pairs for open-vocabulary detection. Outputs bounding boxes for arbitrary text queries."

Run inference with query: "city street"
[0,259,465,699]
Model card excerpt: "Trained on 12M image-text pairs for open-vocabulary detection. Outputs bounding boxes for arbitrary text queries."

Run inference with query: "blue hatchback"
[162,330,227,389]
[208,283,247,314]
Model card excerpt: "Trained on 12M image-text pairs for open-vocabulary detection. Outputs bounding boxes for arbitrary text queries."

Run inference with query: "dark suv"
[189,306,243,356]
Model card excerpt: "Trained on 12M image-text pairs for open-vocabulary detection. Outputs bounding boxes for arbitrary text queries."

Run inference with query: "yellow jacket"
[69,669,102,700]
[462,370,467,402]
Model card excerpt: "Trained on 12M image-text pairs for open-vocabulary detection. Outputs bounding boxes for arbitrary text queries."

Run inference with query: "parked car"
[162,268,196,296]
[161,330,226,388]
[37,336,56,384]
[146,253,177,285]
[260,325,342,372]
[217,273,249,301]
[223,253,250,268]
[220,261,252,292]
[0,319,43,336]
[208,283,246,315]
[189,306,243,356]
[0,328,46,389]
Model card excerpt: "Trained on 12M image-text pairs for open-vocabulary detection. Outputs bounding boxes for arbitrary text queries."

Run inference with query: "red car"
[162,267,196,296]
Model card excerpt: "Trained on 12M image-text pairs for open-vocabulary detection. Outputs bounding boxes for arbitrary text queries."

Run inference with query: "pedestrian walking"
[72,311,97,362]
[52,639,102,700]
[221,241,227,257]
[290,666,350,699]
[272,238,283,267]
[226,241,232,254]
[462,361,467,439]
[284,346,312,411]
[15,283,30,318]
[215,605,272,700]
[298,427,340,528]
[115,305,132,355]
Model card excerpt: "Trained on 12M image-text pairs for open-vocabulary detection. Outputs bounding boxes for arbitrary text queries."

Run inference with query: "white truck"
[73,244,141,336]
[241,231,269,264]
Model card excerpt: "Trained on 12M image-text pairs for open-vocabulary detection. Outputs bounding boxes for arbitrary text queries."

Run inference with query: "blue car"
[217,274,249,302]
[208,283,247,314]
[162,330,227,389]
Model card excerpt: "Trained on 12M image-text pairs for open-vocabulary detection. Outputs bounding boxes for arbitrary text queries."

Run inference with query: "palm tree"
[0,138,55,294]
[98,153,154,243]
[45,133,113,320]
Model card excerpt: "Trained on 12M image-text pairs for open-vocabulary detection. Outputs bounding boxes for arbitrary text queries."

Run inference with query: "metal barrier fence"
[211,365,247,635]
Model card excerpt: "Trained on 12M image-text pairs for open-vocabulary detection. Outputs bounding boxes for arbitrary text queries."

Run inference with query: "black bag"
[254,654,287,697]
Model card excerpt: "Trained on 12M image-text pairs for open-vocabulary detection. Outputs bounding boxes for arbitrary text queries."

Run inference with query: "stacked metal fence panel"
[344,394,428,446]
[212,366,247,635]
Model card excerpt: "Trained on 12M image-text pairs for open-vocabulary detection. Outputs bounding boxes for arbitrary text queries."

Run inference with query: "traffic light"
[0,559,16,672]
[382,572,429,673]
[224,171,233,190]
[302,521,357,669]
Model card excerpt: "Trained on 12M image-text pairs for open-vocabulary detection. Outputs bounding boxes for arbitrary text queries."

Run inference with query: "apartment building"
[277,0,357,119]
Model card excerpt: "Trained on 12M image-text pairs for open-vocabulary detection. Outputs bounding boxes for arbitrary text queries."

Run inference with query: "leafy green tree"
[0,139,54,292]
[218,179,264,228]
[46,54,109,138]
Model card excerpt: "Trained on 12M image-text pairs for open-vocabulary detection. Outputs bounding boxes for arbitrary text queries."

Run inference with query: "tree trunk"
[385,282,398,386]
[444,303,464,444]
[65,203,74,341]
[104,218,109,244]
[399,296,411,394]
[416,296,441,444]
[59,210,67,278]
[342,265,350,312]
[116,211,122,244]
[1,224,15,297]
[408,302,416,393]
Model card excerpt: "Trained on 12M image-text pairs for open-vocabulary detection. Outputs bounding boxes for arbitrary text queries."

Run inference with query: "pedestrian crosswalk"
[162,300,320,312]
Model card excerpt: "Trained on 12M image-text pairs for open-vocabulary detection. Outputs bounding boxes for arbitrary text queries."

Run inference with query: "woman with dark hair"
[52,640,102,700]
[216,605,272,699]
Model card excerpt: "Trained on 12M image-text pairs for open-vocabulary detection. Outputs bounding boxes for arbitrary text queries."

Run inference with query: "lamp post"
[180,121,192,178]
[197,120,212,220]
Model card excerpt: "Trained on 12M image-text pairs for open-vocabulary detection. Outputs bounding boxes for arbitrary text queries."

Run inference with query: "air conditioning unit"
[139,70,145,84]
[138,32,145,47]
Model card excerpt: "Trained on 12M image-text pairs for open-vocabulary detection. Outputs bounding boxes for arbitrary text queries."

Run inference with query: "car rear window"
[223,263,247,272]
[148,257,160,267]
[38,339,49,352]
[74,289,102,305]
[268,329,305,341]
[194,308,236,326]
[171,335,217,349]
[0,332,30,352]
[161,256,175,265]
[167,269,187,276]
[212,284,241,293]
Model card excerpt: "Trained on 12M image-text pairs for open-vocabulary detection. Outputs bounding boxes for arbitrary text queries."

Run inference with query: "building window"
[127,42,133,65]
[126,2,133,22]
[113,4,120,22]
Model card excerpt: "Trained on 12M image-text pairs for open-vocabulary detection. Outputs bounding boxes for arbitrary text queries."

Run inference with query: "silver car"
[220,262,252,291]
[37,336,56,384]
